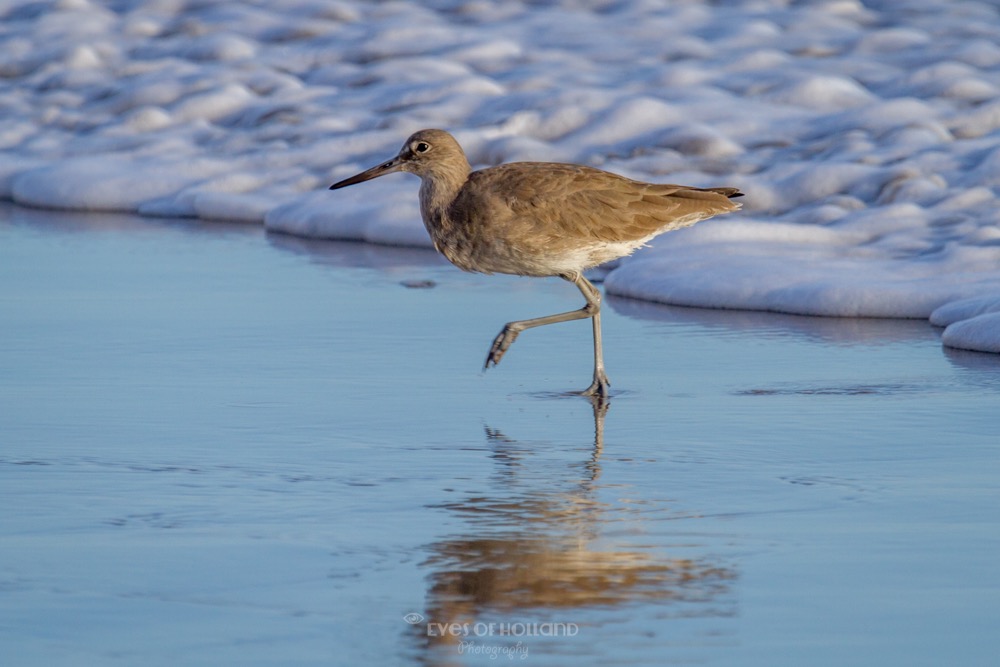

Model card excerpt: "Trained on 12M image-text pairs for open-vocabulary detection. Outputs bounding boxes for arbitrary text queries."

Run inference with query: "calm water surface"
[2,205,998,666]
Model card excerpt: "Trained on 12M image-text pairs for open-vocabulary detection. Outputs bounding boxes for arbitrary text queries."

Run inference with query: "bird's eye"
[414,142,430,153]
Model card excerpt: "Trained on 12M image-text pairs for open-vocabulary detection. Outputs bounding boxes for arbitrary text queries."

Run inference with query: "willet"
[330,129,742,401]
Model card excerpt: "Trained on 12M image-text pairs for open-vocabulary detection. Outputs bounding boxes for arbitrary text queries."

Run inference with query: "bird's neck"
[418,161,470,233]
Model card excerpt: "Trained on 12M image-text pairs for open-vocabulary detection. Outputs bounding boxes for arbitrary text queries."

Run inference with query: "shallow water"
[2,205,999,666]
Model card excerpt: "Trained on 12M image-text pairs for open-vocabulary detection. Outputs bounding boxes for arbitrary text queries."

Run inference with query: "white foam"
[0,0,998,353]
[264,185,428,247]
[11,156,231,212]
[930,295,1000,327]
[942,314,1000,354]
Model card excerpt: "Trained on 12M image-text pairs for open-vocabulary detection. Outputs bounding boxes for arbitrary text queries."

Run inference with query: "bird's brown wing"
[470,163,741,245]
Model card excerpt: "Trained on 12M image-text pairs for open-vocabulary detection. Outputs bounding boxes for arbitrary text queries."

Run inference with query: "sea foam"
[1,0,998,353]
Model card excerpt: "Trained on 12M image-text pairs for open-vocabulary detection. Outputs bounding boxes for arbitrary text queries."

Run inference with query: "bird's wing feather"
[469,163,740,244]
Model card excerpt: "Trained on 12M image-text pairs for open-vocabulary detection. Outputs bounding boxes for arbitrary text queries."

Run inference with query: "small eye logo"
[403,612,425,625]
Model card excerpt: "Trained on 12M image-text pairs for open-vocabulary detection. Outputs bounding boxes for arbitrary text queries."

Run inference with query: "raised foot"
[484,324,521,369]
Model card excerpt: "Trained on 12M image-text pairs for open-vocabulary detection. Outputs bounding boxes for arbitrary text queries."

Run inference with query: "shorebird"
[330,129,742,401]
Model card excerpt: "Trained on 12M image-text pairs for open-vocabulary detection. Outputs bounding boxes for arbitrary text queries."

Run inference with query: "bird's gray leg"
[484,272,597,368]
[485,273,611,399]
[574,275,611,400]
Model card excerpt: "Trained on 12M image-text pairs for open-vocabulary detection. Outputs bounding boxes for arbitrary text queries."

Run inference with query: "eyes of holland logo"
[403,613,425,625]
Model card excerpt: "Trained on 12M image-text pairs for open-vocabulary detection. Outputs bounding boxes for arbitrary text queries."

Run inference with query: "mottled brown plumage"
[330,129,742,401]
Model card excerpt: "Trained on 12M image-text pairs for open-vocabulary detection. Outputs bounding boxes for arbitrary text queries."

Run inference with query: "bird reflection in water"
[408,398,735,659]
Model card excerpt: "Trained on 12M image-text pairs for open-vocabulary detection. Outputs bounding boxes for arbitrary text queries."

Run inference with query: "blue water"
[2,205,998,666]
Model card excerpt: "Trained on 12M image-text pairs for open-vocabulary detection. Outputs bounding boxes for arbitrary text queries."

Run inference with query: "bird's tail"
[704,187,743,199]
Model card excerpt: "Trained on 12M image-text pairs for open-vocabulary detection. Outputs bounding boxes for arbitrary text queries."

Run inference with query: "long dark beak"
[329,156,403,190]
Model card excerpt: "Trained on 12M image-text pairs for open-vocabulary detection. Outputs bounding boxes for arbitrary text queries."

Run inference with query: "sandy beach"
[2,206,998,666]
[4,1,1000,663]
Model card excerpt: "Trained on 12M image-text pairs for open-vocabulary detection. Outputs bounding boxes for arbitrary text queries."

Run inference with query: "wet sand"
[2,205,999,666]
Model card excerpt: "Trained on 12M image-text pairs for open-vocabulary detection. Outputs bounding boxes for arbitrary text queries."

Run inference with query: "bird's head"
[329,129,469,190]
